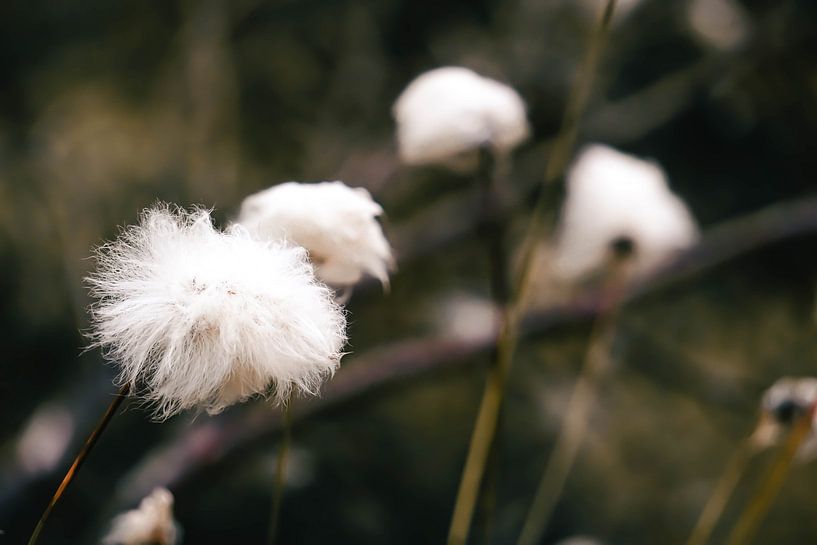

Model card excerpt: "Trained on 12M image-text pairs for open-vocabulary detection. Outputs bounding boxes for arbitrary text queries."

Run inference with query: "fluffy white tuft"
[237,181,394,288]
[755,377,817,461]
[102,487,179,545]
[392,66,530,167]
[552,144,699,280]
[87,205,347,419]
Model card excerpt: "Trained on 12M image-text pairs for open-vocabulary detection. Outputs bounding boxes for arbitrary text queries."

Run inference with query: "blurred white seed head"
[16,404,75,474]
[87,205,347,420]
[552,144,699,281]
[237,181,394,288]
[753,376,817,460]
[102,487,179,545]
[687,0,751,52]
[431,293,497,342]
[392,66,530,168]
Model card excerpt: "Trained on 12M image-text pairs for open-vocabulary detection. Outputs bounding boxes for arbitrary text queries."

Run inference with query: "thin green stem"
[684,440,756,545]
[268,398,293,545]
[27,384,130,545]
[445,3,617,545]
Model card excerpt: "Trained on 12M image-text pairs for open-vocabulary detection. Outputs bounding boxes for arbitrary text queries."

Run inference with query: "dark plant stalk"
[685,439,757,545]
[446,3,617,545]
[474,146,510,545]
[27,384,130,545]
[724,404,815,545]
[268,398,293,545]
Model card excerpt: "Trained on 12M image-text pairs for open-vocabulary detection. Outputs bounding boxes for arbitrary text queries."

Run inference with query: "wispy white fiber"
[87,205,347,419]
[392,66,530,167]
[553,144,698,280]
[102,487,179,545]
[754,377,817,461]
[238,181,394,288]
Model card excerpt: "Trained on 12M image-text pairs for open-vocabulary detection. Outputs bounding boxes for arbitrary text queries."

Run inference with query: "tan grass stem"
[516,272,623,545]
[685,439,757,545]
[724,405,814,545]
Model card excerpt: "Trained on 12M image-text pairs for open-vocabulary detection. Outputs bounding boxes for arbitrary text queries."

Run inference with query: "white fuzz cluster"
[87,205,347,419]
[392,66,530,167]
[103,488,179,545]
[238,181,394,288]
[553,145,698,280]
[754,377,817,460]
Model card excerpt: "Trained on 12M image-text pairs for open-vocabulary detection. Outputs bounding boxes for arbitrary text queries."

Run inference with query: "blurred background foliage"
[2,0,817,544]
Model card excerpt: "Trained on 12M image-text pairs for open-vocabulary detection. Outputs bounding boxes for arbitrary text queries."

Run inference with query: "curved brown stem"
[27,383,130,545]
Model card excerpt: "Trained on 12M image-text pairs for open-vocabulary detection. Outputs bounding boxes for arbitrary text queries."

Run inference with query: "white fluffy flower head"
[103,487,178,545]
[238,181,394,288]
[87,205,347,419]
[754,377,817,460]
[553,144,698,280]
[392,66,530,167]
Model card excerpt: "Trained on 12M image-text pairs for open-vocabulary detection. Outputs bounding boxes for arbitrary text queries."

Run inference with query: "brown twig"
[27,384,130,545]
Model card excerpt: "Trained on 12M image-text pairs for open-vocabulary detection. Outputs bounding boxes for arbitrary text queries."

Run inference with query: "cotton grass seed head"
[553,144,699,281]
[754,376,817,460]
[238,181,394,288]
[392,66,530,168]
[102,487,179,545]
[87,205,347,420]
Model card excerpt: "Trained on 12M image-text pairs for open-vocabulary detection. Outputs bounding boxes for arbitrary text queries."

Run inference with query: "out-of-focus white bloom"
[87,205,347,420]
[553,144,698,280]
[687,0,751,51]
[392,66,530,168]
[102,488,179,545]
[16,405,75,474]
[753,377,817,461]
[432,293,497,342]
[238,181,394,288]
